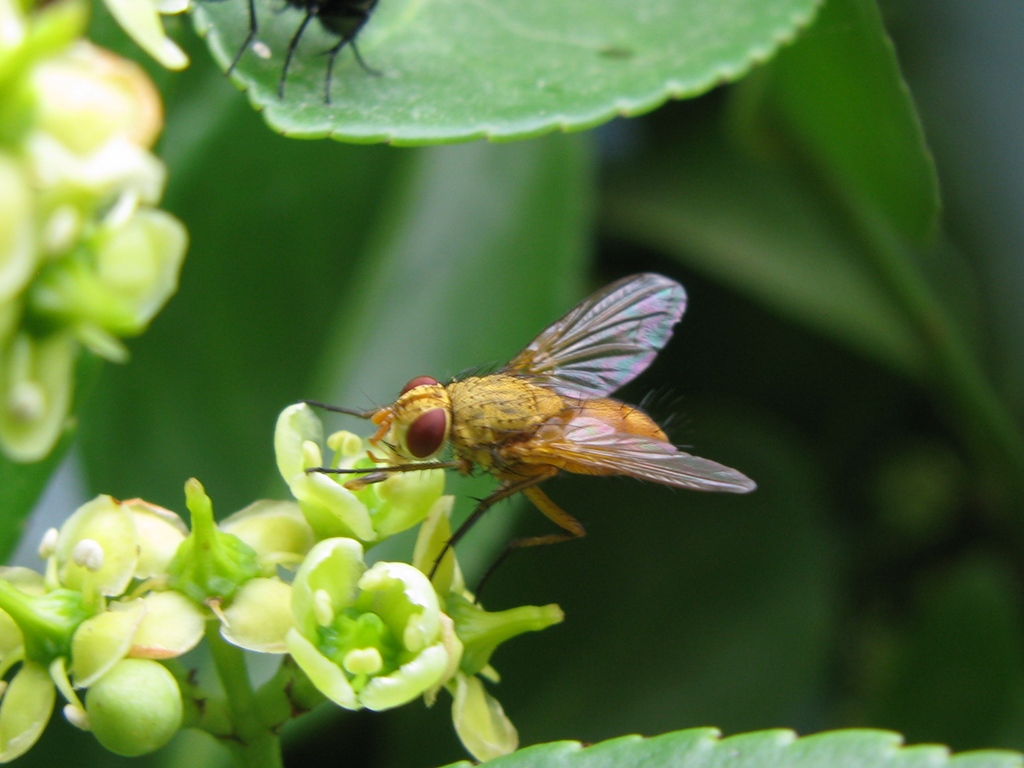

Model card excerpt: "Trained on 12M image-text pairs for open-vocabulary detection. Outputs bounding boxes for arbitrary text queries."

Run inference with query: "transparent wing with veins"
[516,415,756,493]
[502,273,687,400]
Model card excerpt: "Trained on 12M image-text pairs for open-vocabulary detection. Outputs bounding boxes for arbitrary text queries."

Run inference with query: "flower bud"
[30,42,163,154]
[85,658,182,756]
[166,479,260,603]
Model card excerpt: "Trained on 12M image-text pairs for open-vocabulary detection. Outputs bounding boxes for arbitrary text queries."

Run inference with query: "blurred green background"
[11,0,1024,765]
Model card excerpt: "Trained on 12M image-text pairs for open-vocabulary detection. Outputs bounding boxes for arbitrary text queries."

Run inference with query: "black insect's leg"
[323,35,349,104]
[226,0,259,74]
[322,33,379,103]
[280,8,316,98]
[473,485,586,601]
[349,39,381,76]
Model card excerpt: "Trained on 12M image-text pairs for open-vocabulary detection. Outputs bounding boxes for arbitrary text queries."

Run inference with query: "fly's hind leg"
[471,485,585,600]
[429,470,558,581]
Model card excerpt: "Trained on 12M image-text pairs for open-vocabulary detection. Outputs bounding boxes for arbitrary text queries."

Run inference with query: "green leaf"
[862,556,1024,751]
[438,728,1024,768]
[732,0,940,244]
[192,0,822,144]
[603,121,928,378]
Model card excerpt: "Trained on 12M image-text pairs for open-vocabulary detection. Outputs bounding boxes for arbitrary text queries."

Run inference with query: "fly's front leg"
[307,460,461,490]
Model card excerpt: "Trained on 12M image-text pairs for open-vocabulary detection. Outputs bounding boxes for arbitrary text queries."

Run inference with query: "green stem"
[842,186,1024,508]
[205,622,283,768]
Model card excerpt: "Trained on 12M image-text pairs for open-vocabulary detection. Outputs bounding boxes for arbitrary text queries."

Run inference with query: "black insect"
[224,0,379,103]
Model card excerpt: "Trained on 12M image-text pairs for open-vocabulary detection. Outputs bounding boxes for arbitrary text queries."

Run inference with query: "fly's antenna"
[301,400,379,419]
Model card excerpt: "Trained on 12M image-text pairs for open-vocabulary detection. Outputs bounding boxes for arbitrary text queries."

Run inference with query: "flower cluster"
[0,404,563,762]
[0,495,201,759]
[0,0,187,463]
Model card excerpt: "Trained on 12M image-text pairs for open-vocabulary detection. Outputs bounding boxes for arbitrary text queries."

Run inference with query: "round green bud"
[86,658,182,756]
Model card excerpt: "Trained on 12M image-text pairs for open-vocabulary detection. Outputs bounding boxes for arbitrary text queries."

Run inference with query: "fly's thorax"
[387,382,452,459]
[446,374,565,453]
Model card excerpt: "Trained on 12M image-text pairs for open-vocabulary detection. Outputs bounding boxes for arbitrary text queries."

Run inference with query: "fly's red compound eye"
[406,408,447,458]
[400,376,439,396]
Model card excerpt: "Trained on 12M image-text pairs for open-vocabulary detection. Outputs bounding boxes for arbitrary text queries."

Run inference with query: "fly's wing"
[503,273,686,399]
[526,416,756,493]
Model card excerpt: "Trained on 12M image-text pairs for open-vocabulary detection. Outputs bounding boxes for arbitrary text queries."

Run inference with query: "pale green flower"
[0,0,186,464]
[275,403,445,543]
[100,0,189,70]
[286,538,450,711]
[54,495,187,597]
[0,331,75,463]
[411,498,563,763]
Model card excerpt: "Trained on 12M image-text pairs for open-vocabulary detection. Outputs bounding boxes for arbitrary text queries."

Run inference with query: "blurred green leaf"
[603,122,927,378]
[498,405,836,744]
[732,0,940,245]
[861,556,1024,751]
[439,728,1024,768]
[192,0,821,143]
[76,85,409,512]
[0,426,72,562]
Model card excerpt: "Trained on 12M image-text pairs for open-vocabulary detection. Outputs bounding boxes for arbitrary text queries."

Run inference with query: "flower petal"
[285,628,359,710]
[358,562,440,651]
[359,642,448,711]
[219,500,314,565]
[71,598,146,687]
[130,591,204,659]
[0,662,55,762]
[56,495,138,597]
[220,578,293,653]
[100,0,188,70]
[290,539,365,633]
[275,404,323,482]
[125,500,187,579]
[451,673,518,762]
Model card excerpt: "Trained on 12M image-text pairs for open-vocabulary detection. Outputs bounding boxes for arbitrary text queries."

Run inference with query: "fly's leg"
[279,8,316,98]
[226,0,259,74]
[428,470,560,584]
[307,460,461,490]
[471,485,585,600]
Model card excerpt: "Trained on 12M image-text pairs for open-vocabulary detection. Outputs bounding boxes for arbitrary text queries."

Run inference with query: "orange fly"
[309,273,755,582]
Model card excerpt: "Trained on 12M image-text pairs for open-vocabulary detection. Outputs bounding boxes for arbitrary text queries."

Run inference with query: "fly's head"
[375,376,452,461]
